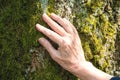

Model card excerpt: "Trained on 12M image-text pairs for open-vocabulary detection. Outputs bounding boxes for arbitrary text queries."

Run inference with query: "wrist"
[69,61,92,75]
[67,61,91,75]
[68,61,113,80]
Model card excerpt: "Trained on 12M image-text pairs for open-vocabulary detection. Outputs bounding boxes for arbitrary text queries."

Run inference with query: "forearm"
[70,61,113,80]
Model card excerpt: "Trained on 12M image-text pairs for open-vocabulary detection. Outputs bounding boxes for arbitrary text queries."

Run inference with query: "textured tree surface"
[112,0,120,76]
[0,0,120,80]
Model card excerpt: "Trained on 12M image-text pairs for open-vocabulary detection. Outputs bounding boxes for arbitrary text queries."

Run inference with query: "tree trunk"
[112,0,120,76]
[0,0,119,80]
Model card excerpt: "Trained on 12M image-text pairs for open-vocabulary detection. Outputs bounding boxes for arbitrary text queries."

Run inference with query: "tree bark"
[0,0,119,80]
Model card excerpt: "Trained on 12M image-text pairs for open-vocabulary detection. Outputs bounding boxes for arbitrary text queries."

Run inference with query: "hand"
[36,13,112,80]
[36,13,86,72]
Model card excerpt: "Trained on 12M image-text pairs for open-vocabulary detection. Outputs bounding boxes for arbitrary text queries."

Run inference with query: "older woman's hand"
[36,13,86,72]
[36,13,113,80]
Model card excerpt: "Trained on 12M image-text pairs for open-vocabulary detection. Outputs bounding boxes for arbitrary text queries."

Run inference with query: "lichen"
[72,0,117,73]
[0,0,77,79]
[0,0,119,80]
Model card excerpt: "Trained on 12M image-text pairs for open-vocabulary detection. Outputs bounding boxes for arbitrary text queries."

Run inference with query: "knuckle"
[51,55,61,62]
[56,16,61,21]
[51,54,58,60]
[51,55,58,60]
[62,39,72,47]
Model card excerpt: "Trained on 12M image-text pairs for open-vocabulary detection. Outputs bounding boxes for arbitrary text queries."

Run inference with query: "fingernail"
[43,13,47,17]
[50,13,55,16]
[36,24,40,28]
[38,39,42,43]
[36,23,39,26]
[39,38,44,43]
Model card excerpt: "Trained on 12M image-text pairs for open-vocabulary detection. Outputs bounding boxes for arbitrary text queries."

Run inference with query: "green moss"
[73,0,116,73]
[0,0,118,79]
[0,0,77,80]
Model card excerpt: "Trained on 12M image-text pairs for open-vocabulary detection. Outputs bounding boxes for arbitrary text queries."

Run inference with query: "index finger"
[42,13,67,36]
[36,24,62,45]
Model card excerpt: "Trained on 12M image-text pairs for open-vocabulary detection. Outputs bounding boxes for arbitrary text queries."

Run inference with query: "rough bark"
[0,0,119,80]
[112,0,120,76]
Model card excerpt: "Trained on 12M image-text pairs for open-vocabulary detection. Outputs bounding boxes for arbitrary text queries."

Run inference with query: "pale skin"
[36,13,113,80]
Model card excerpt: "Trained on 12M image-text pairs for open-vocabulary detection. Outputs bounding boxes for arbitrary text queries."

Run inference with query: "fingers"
[38,38,59,60]
[50,13,73,34]
[36,24,62,44]
[42,13,67,36]
[63,18,78,35]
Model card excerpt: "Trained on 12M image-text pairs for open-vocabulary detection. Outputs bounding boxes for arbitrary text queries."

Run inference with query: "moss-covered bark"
[112,0,120,76]
[0,0,76,80]
[0,0,119,80]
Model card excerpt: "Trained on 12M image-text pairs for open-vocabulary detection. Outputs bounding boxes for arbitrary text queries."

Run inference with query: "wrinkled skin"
[36,13,85,72]
[36,13,112,80]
